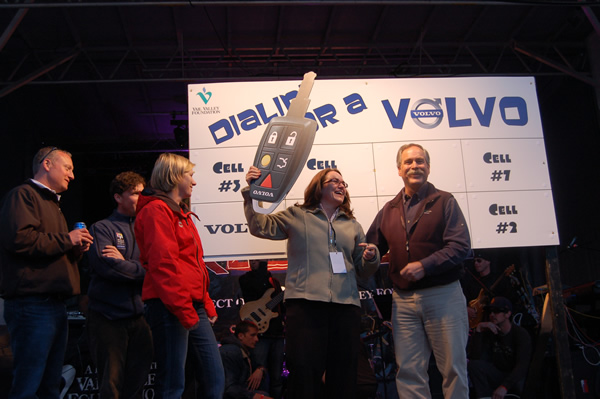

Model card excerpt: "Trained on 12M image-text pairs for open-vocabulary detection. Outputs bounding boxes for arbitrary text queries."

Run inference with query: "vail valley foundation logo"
[197,87,212,104]
[192,87,220,115]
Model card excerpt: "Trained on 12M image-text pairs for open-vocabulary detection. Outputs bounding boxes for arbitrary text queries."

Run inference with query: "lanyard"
[325,207,339,252]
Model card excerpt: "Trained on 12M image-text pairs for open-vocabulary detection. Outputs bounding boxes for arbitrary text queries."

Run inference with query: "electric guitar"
[239,288,284,333]
[468,264,515,329]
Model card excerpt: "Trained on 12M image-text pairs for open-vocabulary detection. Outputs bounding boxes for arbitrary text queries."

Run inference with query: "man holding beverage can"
[0,146,93,399]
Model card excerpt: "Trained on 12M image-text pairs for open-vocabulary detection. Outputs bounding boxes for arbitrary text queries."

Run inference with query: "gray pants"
[392,281,470,399]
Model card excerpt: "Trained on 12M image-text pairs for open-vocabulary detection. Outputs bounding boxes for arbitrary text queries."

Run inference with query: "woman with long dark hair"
[242,166,380,399]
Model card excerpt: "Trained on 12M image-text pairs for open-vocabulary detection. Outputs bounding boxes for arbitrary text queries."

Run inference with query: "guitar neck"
[489,275,504,292]
[489,264,515,293]
[265,290,285,310]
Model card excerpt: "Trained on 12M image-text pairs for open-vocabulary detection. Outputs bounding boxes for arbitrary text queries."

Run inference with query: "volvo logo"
[410,98,444,129]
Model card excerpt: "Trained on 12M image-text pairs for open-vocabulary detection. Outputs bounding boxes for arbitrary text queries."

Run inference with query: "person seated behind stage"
[220,320,273,399]
[461,250,514,327]
[467,296,532,399]
[238,259,285,399]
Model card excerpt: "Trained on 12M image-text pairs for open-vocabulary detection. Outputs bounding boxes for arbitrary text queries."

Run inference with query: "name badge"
[329,252,347,274]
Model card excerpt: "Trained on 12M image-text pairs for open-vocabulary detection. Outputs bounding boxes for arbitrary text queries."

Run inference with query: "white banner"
[188,76,559,261]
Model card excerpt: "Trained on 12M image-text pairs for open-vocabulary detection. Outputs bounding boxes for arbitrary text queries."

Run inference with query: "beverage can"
[74,222,87,230]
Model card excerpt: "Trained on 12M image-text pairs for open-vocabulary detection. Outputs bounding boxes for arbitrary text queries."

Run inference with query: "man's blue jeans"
[4,295,69,399]
[145,299,224,399]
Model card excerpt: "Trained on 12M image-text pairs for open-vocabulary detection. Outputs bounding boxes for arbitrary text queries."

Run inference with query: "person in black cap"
[467,296,531,399]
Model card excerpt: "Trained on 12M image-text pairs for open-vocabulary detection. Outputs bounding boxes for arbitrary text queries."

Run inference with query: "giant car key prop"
[249,72,318,214]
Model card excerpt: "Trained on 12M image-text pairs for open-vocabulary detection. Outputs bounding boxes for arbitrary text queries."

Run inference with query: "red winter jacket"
[135,190,216,329]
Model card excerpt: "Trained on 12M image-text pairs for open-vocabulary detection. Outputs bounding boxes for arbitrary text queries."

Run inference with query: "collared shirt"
[401,183,429,233]
[30,178,60,201]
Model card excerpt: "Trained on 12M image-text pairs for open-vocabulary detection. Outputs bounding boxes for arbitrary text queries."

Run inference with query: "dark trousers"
[468,359,524,398]
[285,299,361,399]
[253,336,285,399]
[87,310,154,399]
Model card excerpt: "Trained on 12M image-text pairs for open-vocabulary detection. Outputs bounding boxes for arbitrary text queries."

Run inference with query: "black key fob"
[249,72,318,214]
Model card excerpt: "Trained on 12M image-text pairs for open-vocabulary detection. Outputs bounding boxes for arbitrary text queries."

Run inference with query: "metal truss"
[1,1,599,95]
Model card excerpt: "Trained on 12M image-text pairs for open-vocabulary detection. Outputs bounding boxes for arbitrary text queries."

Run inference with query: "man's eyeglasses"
[324,178,348,188]
[39,147,57,164]
[488,308,508,314]
[474,258,485,263]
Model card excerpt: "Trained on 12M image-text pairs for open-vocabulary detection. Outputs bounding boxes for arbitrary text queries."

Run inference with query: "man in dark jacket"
[220,320,273,399]
[0,146,94,399]
[86,171,153,399]
[366,143,471,398]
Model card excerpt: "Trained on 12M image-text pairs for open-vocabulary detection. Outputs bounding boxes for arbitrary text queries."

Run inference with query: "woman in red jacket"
[135,153,224,399]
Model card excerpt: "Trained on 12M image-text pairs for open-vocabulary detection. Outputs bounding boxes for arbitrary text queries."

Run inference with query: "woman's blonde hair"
[150,153,195,192]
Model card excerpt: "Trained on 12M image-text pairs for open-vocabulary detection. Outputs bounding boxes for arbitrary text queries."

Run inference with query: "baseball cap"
[473,249,492,260]
[484,296,512,313]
